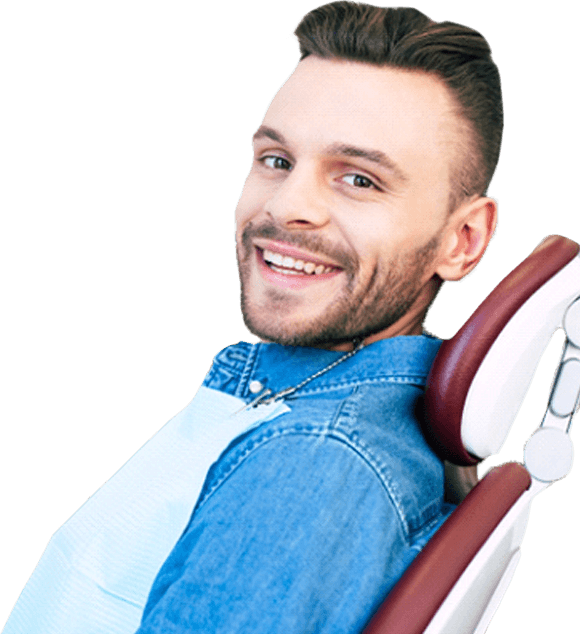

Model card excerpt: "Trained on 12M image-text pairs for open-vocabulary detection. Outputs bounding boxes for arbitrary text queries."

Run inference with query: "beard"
[237,218,439,348]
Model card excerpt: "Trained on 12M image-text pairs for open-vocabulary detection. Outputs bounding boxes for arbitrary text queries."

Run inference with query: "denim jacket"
[136,335,453,634]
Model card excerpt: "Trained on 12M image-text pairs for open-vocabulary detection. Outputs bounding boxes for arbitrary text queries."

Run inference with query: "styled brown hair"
[295,2,503,211]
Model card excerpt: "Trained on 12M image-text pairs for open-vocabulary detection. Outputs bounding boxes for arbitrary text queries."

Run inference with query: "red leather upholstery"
[424,236,579,465]
[363,463,531,634]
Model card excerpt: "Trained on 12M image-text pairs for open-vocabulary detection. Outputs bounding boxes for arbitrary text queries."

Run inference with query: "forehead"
[262,56,459,197]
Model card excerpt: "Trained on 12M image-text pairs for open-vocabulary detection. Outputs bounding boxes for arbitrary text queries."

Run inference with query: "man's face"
[235,57,459,349]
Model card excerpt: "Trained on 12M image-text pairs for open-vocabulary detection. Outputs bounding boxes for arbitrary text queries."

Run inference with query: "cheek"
[234,193,252,229]
[235,171,262,224]
[338,214,395,267]
[404,169,451,231]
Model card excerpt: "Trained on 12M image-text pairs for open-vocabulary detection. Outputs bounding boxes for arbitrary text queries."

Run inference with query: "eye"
[262,156,292,171]
[342,173,376,189]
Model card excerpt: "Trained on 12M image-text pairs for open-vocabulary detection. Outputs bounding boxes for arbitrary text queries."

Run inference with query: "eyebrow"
[252,125,408,184]
[327,143,408,184]
[253,125,286,144]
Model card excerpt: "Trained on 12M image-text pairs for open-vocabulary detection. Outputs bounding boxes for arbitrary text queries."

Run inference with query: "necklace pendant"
[230,388,273,416]
[261,387,296,406]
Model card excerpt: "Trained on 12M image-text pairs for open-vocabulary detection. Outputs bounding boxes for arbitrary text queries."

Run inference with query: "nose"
[266,165,331,229]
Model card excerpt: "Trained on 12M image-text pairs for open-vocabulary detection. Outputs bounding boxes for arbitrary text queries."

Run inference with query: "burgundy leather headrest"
[424,235,580,465]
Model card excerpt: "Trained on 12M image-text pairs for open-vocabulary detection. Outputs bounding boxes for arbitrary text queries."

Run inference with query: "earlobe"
[436,196,497,282]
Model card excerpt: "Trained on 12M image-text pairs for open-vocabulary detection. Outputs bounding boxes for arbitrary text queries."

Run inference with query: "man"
[3,3,501,633]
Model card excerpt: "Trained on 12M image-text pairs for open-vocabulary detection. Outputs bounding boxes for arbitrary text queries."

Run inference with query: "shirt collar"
[239,334,442,400]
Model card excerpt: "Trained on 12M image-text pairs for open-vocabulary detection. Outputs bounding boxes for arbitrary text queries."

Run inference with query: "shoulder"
[141,428,419,633]
[195,379,444,543]
[330,381,446,538]
[193,414,390,520]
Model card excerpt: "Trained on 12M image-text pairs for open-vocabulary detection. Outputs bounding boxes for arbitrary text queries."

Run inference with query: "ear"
[435,196,497,282]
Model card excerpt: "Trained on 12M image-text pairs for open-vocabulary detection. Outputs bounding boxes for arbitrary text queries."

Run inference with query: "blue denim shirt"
[136,335,453,634]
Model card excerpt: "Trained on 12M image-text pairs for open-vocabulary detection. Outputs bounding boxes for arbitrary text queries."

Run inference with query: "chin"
[242,308,326,347]
[241,295,365,348]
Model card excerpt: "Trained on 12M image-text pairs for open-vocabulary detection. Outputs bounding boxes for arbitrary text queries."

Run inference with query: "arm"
[136,432,415,634]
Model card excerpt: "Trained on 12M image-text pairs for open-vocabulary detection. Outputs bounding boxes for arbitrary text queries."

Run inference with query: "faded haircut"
[295,2,503,211]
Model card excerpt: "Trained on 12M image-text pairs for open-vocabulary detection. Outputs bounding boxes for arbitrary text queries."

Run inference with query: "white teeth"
[262,248,334,276]
[271,251,283,266]
[263,249,333,275]
[270,265,301,275]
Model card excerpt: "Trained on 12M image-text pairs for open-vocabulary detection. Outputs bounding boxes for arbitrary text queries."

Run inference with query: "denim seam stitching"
[285,375,428,397]
[330,388,414,540]
[194,426,414,541]
[236,342,260,399]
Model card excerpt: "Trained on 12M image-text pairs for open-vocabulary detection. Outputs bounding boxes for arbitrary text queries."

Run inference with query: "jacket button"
[249,380,264,394]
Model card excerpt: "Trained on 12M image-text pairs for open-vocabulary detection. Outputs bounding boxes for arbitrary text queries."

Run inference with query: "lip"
[255,246,342,290]
[253,239,343,270]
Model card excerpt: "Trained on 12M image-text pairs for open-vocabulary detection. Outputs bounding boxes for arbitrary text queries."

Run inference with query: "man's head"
[235,2,501,350]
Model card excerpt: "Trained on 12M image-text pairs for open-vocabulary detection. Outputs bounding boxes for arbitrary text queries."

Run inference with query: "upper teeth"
[263,249,334,275]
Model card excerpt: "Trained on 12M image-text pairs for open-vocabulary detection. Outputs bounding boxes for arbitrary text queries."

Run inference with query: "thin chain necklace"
[240,337,365,411]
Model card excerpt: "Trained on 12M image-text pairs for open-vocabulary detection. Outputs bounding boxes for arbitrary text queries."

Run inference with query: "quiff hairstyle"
[295,2,503,212]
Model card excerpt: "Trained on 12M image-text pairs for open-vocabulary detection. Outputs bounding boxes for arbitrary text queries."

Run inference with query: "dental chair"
[364,235,580,634]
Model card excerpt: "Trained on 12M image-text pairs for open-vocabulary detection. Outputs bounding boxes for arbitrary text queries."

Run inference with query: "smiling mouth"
[260,248,339,276]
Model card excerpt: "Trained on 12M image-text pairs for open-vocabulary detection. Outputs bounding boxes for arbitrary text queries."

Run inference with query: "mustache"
[240,219,359,273]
